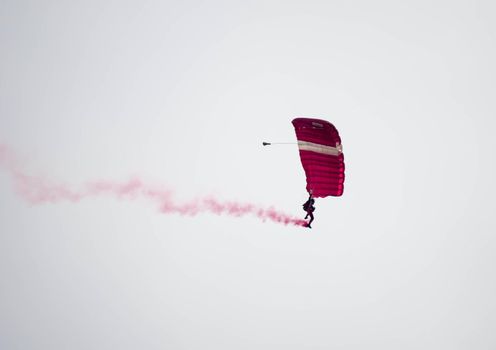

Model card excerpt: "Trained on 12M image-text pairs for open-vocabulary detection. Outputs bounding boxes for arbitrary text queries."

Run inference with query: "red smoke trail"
[0,144,307,227]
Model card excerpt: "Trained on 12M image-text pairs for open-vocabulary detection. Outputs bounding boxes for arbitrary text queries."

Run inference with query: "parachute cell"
[292,118,345,197]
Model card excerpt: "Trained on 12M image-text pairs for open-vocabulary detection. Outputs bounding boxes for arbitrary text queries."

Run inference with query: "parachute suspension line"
[262,142,296,146]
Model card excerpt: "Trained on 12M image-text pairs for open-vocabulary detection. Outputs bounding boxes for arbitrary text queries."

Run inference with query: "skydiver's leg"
[307,212,314,228]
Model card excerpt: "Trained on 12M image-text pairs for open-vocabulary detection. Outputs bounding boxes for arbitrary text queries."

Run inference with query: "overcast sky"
[1,0,496,349]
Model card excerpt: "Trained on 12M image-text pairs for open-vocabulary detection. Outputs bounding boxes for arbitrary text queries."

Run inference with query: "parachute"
[292,118,345,197]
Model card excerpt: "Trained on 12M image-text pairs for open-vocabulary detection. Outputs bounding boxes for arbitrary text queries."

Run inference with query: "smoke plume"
[0,144,307,227]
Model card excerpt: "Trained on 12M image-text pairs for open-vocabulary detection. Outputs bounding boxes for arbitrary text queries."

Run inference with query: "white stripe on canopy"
[297,140,342,156]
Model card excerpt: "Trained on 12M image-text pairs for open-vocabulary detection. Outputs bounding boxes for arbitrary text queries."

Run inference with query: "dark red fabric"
[292,118,345,197]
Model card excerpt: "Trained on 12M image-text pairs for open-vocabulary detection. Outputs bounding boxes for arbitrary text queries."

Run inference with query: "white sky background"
[1,0,496,348]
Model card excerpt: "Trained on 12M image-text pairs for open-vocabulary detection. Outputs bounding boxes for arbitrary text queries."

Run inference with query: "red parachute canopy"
[292,118,345,197]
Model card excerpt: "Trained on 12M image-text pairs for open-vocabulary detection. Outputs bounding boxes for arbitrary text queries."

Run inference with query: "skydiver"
[302,191,315,228]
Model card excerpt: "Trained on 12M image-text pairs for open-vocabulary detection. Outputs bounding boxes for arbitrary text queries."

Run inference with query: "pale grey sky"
[1,0,496,349]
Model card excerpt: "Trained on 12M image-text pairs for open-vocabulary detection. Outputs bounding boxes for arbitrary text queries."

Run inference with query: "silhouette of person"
[302,191,315,228]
